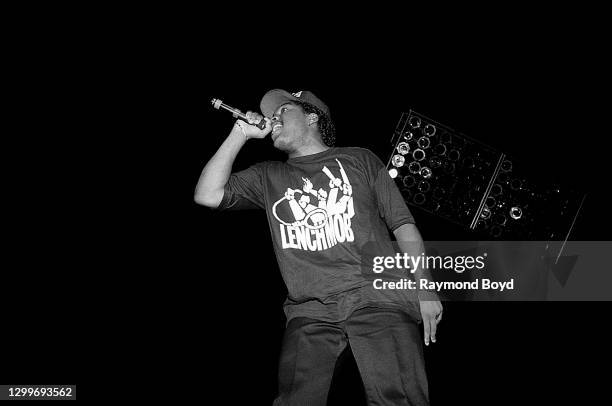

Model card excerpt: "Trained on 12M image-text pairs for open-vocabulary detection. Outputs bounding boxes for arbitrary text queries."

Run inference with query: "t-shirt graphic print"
[273,159,355,251]
[217,147,419,323]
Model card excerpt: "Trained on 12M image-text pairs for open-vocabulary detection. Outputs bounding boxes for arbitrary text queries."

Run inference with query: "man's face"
[270,103,309,152]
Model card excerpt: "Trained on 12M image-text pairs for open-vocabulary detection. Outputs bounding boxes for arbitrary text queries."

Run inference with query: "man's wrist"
[418,289,439,301]
[229,125,249,143]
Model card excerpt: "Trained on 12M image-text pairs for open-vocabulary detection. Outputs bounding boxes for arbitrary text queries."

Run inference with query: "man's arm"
[393,223,443,346]
[194,113,271,208]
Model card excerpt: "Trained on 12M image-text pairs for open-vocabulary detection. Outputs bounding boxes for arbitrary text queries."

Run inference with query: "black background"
[3,12,610,404]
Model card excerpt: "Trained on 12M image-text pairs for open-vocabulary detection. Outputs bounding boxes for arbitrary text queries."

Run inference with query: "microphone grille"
[211,98,222,109]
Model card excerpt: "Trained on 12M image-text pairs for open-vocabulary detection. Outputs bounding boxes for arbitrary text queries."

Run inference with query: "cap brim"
[260,89,300,118]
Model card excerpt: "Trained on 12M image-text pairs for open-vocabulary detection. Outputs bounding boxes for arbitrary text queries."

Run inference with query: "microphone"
[210,98,267,130]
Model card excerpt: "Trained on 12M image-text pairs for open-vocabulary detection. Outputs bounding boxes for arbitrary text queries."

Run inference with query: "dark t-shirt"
[218,147,421,323]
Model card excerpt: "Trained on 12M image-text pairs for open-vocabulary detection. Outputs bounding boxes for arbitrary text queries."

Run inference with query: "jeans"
[273,307,429,406]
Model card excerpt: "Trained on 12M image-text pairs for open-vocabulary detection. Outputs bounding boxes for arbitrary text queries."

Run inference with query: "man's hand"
[233,111,272,140]
[419,299,443,346]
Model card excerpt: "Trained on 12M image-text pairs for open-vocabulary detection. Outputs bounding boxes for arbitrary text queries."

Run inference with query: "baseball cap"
[260,89,330,119]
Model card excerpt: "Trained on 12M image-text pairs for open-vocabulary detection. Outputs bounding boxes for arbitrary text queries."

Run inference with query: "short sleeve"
[217,163,265,211]
[374,165,415,231]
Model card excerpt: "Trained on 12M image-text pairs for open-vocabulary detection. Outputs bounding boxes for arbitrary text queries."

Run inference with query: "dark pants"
[273,307,429,406]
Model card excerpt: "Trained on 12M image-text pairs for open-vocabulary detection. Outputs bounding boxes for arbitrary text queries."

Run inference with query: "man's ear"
[307,113,319,126]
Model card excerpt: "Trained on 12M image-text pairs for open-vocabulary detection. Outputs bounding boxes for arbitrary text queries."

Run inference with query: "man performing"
[195,89,443,405]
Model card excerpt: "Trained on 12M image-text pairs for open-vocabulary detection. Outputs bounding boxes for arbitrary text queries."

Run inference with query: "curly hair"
[292,101,336,147]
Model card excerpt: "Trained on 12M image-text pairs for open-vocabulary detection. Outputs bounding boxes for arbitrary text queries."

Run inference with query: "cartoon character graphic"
[272,159,356,251]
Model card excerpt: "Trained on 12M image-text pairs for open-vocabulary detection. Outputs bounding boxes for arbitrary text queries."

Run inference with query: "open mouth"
[272,123,283,138]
